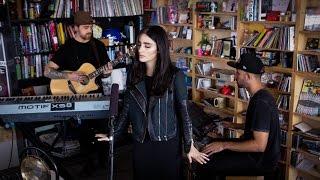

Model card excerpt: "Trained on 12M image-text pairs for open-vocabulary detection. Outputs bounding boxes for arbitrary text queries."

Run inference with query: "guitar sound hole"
[80,76,90,85]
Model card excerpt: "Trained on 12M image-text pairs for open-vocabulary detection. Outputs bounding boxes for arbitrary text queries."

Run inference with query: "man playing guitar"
[44,11,113,93]
[44,11,114,176]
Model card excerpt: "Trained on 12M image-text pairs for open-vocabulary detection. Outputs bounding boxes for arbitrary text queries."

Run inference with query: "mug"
[214,97,226,108]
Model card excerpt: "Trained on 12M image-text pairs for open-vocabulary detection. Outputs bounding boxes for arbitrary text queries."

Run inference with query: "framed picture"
[221,40,232,58]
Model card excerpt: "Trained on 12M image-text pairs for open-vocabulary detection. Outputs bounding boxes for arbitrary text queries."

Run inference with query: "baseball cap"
[227,53,264,74]
[73,11,94,25]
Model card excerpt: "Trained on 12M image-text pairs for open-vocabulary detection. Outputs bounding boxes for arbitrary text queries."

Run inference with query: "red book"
[143,0,151,9]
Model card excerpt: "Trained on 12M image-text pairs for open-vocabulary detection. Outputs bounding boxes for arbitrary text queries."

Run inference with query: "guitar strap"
[90,38,101,67]
[67,80,77,94]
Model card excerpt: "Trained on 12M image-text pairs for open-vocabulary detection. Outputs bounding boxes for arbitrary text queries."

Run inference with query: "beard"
[80,33,92,41]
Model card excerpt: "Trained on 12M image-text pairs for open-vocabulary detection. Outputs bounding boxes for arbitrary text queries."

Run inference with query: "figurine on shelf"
[211,1,218,13]
[210,35,217,56]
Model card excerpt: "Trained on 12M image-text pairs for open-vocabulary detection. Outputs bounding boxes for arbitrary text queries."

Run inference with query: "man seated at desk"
[197,53,281,179]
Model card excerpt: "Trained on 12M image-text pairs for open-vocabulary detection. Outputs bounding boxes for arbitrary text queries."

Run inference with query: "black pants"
[79,119,108,167]
[195,150,265,180]
[132,136,182,180]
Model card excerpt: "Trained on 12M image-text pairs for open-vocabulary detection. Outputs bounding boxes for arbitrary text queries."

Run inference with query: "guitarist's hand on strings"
[67,71,87,82]
[102,62,113,75]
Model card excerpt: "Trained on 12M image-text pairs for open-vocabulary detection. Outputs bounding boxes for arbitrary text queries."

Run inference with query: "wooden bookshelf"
[240,21,296,26]
[161,23,193,27]
[289,0,320,179]
[160,1,320,179]
[198,12,237,16]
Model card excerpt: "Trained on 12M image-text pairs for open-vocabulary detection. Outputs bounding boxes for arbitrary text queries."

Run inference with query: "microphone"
[108,84,119,180]
[109,83,119,117]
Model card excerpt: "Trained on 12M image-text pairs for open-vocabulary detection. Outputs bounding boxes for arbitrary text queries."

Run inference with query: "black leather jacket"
[114,70,192,152]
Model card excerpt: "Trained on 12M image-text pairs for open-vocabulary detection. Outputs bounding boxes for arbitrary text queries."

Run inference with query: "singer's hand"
[95,134,111,141]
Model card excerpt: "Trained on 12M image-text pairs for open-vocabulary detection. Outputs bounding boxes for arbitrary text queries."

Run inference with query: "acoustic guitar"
[50,60,121,95]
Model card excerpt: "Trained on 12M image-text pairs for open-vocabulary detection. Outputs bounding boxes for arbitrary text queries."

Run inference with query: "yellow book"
[58,23,65,45]
[253,29,267,47]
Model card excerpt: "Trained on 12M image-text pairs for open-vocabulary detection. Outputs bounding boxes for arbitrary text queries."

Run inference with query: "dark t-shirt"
[51,38,109,71]
[243,89,281,167]
[51,38,109,92]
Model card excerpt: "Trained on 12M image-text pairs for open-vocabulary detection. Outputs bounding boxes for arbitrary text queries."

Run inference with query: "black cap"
[227,53,264,74]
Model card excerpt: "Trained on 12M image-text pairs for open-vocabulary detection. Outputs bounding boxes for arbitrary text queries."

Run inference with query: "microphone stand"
[107,83,119,180]
[108,115,115,180]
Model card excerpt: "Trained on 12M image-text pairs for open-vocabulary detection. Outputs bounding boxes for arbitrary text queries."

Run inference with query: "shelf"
[104,43,135,48]
[198,11,238,16]
[297,50,320,56]
[195,74,236,86]
[240,21,296,26]
[264,66,293,73]
[295,71,320,80]
[295,167,320,179]
[161,23,193,27]
[169,38,192,41]
[296,149,320,162]
[241,46,294,53]
[18,51,54,56]
[299,30,320,35]
[196,88,235,100]
[266,87,291,95]
[278,108,290,113]
[281,144,287,148]
[238,98,249,104]
[278,160,286,164]
[144,9,156,12]
[194,55,235,63]
[170,53,193,59]
[186,72,193,77]
[195,27,236,32]
[292,131,320,141]
[203,106,235,115]
[293,112,320,122]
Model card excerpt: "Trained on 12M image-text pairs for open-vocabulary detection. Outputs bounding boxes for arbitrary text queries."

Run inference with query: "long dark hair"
[130,26,176,96]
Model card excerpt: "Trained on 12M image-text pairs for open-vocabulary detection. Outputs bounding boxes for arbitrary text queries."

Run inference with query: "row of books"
[242,26,295,51]
[278,75,291,93]
[242,0,293,22]
[144,11,158,25]
[52,0,143,18]
[195,62,213,76]
[238,87,250,101]
[168,26,192,40]
[291,151,320,178]
[276,94,290,110]
[157,5,189,25]
[12,22,72,55]
[296,54,319,73]
[262,72,291,92]
[258,51,292,68]
[304,7,320,31]
[143,0,157,10]
[292,133,320,157]
[294,121,320,139]
[296,80,320,117]
[15,54,50,80]
[199,15,237,31]
[280,129,287,146]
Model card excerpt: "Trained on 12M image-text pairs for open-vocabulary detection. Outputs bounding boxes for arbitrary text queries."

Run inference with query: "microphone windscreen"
[109,83,119,116]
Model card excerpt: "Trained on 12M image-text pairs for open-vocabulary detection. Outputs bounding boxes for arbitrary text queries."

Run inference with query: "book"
[296,80,320,116]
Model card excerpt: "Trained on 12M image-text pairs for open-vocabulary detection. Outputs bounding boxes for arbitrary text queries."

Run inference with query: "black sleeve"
[95,39,110,65]
[251,100,271,132]
[51,45,67,69]
[174,70,192,153]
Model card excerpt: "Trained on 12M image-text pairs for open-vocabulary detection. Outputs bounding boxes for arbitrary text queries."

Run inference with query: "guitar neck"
[88,58,122,79]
